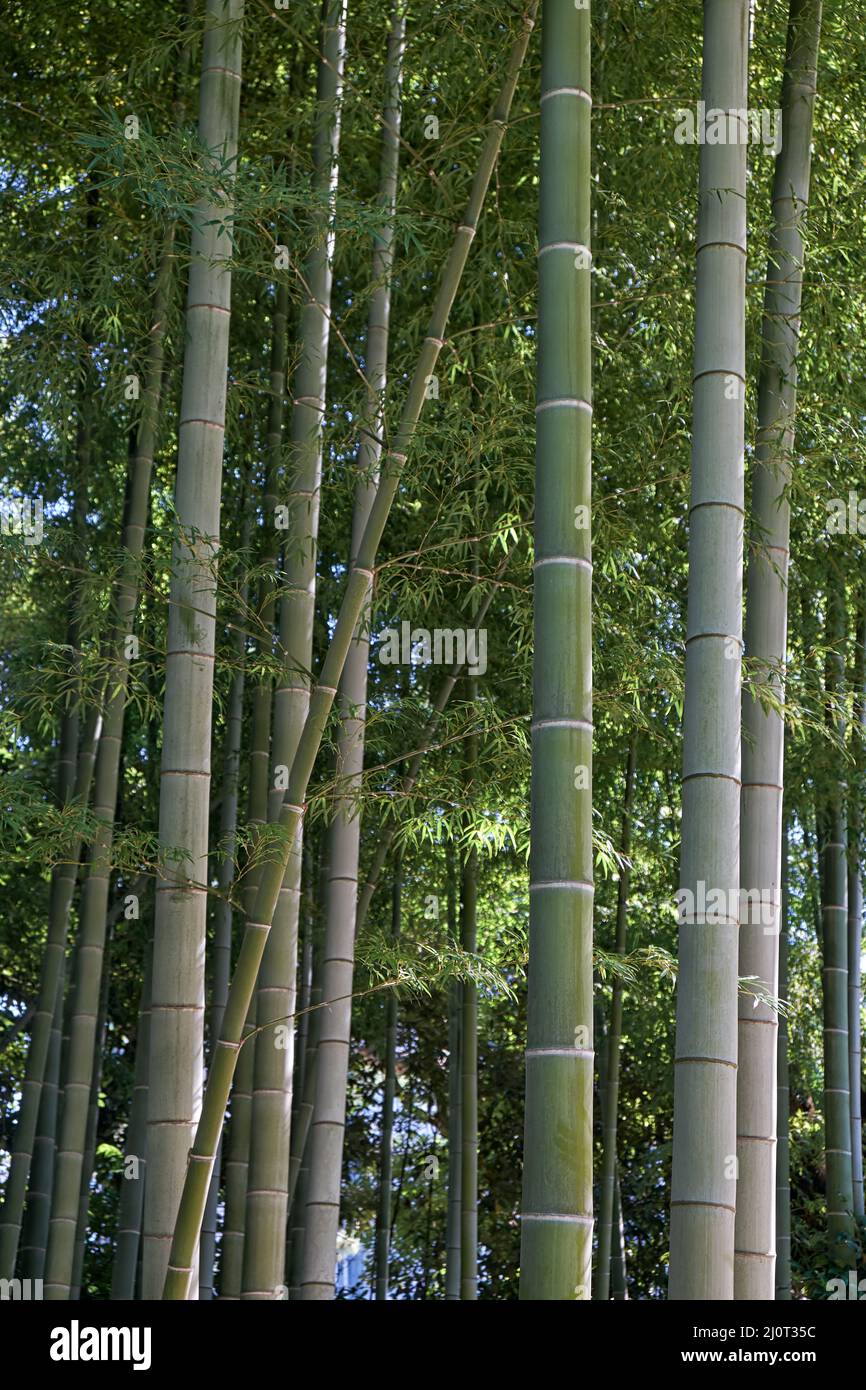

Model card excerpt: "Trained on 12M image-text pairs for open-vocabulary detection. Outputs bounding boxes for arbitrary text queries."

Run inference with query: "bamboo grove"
[0,0,865,1304]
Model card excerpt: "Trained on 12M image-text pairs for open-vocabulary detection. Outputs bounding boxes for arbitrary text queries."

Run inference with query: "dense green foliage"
[0,0,864,1300]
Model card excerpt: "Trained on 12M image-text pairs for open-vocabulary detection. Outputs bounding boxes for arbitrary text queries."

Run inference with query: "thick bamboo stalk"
[596,734,637,1300]
[373,857,401,1299]
[775,816,791,1299]
[162,6,536,1299]
[669,0,748,1302]
[735,0,822,1300]
[520,0,593,1302]
[142,0,244,1300]
[241,1,347,1302]
[820,591,856,1264]
[110,939,153,1300]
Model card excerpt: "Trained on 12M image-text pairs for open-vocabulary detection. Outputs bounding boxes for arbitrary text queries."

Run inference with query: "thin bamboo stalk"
[69,919,113,1299]
[110,938,153,1300]
[373,857,401,1299]
[19,974,64,1281]
[820,590,856,1264]
[445,846,461,1301]
[460,687,478,1300]
[848,601,865,1219]
[596,734,637,1300]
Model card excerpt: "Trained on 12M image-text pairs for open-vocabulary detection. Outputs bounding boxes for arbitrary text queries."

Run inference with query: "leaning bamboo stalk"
[735,0,822,1300]
[520,0,593,1302]
[241,0,347,1301]
[142,0,244,1300]
[162,6,537,1298]
[669,0,748,1302]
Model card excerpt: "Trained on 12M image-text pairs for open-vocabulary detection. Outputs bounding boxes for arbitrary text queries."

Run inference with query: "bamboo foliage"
[520,0,593,1302]
[141,0,244,1300]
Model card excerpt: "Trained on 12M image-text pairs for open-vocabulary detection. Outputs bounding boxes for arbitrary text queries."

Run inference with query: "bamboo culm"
[373,856,401,1299]
[520,0,593,1301]
[669,0,747,1302]
[596,734,637,1300]
[141,0,244,1300]
[776,816,791,1299]
[820,589,856,1264]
